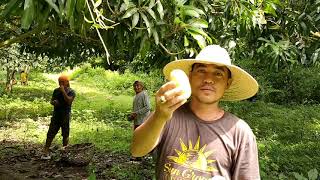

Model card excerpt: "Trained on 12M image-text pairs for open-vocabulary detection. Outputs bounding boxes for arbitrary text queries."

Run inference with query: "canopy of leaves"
[0,0,319,71]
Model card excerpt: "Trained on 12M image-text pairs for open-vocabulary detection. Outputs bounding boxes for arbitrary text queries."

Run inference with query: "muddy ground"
[0,140,154,180]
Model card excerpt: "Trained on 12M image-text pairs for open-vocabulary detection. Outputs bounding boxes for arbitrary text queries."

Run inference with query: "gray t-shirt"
[156,103,260,180]
[133,90,151,125]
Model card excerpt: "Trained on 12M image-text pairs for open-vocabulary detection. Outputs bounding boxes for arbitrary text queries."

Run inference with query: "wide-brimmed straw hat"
[163,45,258,101]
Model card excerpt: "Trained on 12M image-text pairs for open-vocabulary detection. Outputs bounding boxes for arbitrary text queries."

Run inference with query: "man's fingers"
[167,94,188,109]
[168,98,187,111]
[160,87,184,103]
[157,81,177,96]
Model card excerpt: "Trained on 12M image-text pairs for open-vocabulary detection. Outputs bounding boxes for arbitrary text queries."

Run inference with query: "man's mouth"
[200,85,215,92]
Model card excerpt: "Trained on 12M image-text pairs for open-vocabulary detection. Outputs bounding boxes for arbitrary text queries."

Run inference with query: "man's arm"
[60,86,75,105]
[131,82,186,157]
[50,89,59,106]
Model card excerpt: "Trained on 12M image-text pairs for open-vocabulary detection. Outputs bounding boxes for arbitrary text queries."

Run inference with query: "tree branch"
[159,42,185,55]
[0,25,46,48]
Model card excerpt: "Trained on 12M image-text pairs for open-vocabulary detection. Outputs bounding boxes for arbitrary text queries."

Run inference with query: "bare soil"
[0,140,154,179]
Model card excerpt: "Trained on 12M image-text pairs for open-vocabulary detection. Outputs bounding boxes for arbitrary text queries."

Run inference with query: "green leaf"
[183,9,200,18]
[39,5,51,25]
[312,50,319,64]
[140,12,151,35]
[300,21,307,32]
[146,8,156,20]
[132,13,139,29]
[21,0,35,29]
[44,0,60,14]
[270,35,275,43]
[188,19,208,28]
[122,7,138,19]
[156,1,164,20]
[306,15,313,21]
[269,24,280,30]
[94,0,102,8]
[76,0,86,12]
[308,168,318,180]
[175,0,188,6]
[138,0,145,6]
[120,3,127,12]
[0,0,20,17]
[66,0,76,19]
[184,35,189,47]
[92,23,103,29]
[58,0,65,16]
[293,172,308,180]
[264,3,277,17]
[148,0,155,8]
[188,31,206,49]
[152,29,159,45]
[174,17,182,24]
[186,27,208,38]
[298,12,305,20]
[69,15,75,30]
[183,5,205,15]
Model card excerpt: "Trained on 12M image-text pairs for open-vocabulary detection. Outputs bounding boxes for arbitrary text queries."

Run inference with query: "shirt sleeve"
[134,91,151,115]
[68,89,76,98]
[231,122,260,180]
[51,89,58,101]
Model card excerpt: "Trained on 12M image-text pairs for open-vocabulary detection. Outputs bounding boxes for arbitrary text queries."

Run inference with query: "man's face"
[59,80,69,87]
[133,83,143,94]
[189,63,232,104]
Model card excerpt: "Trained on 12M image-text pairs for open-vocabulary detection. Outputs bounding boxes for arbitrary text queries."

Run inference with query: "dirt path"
[0,140,154,179]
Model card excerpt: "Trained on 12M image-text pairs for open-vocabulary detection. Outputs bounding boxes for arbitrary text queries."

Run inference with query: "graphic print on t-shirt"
[164,137,217,179]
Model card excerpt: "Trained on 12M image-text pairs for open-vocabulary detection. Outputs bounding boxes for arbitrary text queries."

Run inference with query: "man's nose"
[203,73,215,84]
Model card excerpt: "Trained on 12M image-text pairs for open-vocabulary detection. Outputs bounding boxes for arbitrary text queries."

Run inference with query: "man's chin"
[195,96,219,104]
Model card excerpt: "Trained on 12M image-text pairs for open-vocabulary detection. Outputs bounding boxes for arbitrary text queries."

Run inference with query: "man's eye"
[216,72,224,76]
[197,69,206,73]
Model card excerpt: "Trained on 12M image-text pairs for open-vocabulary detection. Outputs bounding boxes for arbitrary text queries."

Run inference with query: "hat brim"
[163,59,259,101]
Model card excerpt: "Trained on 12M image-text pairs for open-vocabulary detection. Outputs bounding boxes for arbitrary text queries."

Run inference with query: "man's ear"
[226,78,233,89]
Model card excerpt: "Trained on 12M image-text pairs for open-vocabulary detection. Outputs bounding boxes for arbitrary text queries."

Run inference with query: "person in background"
[20,70,28,85]
[129,81,151,130]
[131,45,260,179]
[129,80,151,161]
[42,75,76,160]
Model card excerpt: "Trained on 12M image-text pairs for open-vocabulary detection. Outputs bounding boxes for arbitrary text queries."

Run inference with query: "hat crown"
[195,45,231,66]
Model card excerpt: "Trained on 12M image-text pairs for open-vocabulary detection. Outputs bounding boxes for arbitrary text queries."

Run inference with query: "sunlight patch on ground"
[43,73,60,82]
[0,118,49,144]
[43,68,79,82]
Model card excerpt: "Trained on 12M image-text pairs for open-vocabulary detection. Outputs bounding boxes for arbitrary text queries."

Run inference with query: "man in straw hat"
[131,45,260,179]
[42,75,76,159]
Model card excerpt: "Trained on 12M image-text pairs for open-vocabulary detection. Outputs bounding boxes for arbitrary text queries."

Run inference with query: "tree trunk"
[5,68,16,93]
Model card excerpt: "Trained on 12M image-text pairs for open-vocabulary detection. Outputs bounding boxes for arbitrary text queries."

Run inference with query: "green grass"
[0,67,319,179]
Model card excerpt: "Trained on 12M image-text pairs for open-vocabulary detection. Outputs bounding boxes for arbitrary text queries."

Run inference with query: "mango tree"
[0,0,319,71]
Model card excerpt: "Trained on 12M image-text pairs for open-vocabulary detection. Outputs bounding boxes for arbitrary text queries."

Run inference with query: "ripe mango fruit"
[170,69,191,100]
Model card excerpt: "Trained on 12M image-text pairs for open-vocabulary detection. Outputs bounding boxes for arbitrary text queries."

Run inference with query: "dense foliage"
[1,0,319,70]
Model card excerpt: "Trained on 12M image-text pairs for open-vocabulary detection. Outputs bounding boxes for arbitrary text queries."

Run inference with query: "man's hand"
[155,81,188,122]
[128,113,137,121]
[131,113,137,119]
[59,84,66,92]
[51,100,59,106]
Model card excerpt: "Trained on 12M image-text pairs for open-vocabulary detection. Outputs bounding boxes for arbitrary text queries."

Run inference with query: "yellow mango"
[170,69,191,99]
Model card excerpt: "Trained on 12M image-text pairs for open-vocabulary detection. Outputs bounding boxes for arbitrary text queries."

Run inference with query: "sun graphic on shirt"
[167,137,216,172]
